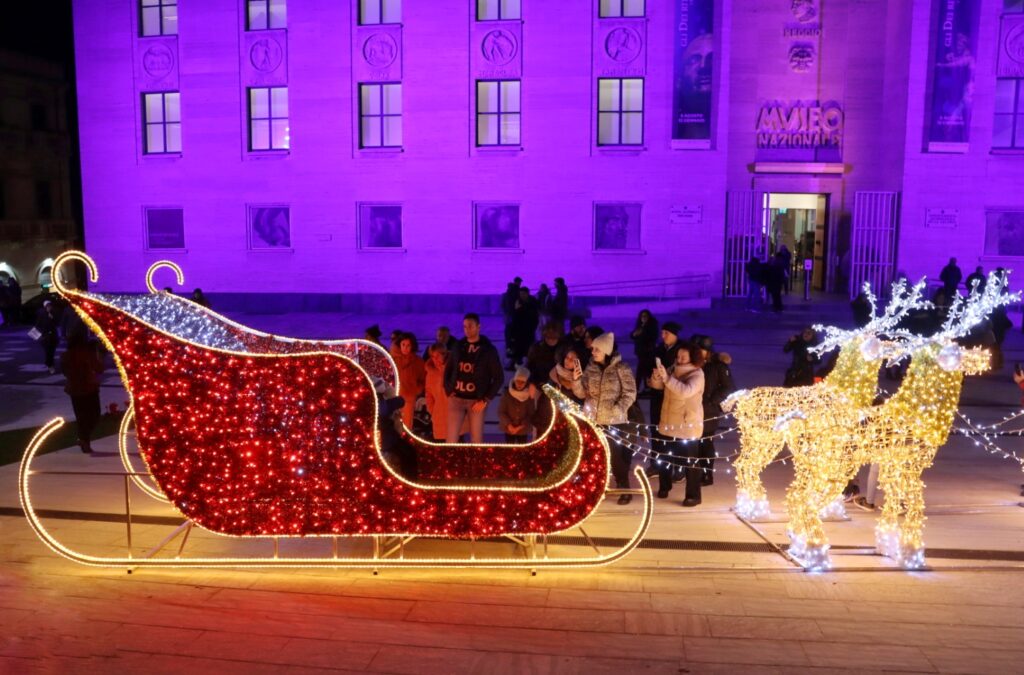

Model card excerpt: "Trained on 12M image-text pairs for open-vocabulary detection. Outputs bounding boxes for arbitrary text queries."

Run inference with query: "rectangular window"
[599,0,644,18]
[249,206,291,248]
[359,0,401,24]
[247,0,286,29]
[248,87,289,151]
[359,83,402,148]
[1005,0,1024,13]
[35,181,52,219]
[143,92,181,154]
[594,203,642,250]
[476,80,520,146]
[474,203,520,249]
[146,208,185,249]
[359,204,403,248]
[141,0,178,36]
[597,78,643,146]
[994,79,1024,149]
[477,0,520,20]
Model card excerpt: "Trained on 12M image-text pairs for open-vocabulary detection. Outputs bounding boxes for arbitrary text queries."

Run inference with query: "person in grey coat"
[582,331,638,504]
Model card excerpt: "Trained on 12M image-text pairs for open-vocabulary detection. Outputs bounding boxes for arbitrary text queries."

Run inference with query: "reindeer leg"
[897,456,929,569]
[874,461,902,560]
[785,462,832,571]
[734,435,778,521]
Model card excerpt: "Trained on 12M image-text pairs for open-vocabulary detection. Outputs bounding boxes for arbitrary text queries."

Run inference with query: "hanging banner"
[926,0,981,153]
[671,0,714,150]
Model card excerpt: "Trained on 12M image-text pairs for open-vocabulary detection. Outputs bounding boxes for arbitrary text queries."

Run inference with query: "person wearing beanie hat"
[590,331,615,359]
[648,321,683,428]
[693,334,734,488]
[498,364,537,442]
[582,331,639,504]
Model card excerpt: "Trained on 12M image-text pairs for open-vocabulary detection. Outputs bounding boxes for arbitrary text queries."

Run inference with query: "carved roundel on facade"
[604,27,642,63]
[363,33,398,68]
[788,42,815,73]
[1006,23,1024,65]
[481,29,518,66]
[790,0,818,23]
[250,38,283,73]
[142,44,175,78]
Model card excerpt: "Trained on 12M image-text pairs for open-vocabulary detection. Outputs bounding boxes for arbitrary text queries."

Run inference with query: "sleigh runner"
[20,252,652,569]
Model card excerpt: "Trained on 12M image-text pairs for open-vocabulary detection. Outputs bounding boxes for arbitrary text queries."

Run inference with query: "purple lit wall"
[71,0,1024,302]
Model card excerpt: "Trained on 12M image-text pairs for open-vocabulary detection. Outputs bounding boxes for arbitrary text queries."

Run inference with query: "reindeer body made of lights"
[777,274,1016,570]
[725,280,930,521]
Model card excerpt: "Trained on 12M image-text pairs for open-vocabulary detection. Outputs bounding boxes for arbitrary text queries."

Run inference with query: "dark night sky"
[1,3,76,64]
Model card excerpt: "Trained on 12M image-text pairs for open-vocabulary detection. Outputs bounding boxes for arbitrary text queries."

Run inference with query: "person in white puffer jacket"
[649,342,705,506]
[582,331,638,504]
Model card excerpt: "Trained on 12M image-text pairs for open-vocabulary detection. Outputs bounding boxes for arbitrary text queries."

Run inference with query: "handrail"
[572,274,711,300]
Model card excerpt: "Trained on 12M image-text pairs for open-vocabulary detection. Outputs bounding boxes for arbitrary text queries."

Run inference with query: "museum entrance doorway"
[767,193,828,292]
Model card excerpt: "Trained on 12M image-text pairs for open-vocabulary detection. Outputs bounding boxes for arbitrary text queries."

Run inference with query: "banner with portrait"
[984,210,1024,257]
[926,0,981,152]
[671,0,714,149]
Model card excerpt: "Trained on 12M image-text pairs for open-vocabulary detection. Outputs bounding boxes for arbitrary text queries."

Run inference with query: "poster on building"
[359,204,403,248]
[926,0,981,152]
[594,203,642,250]
[248,206,291,249]
[475,203,520,249]
[671,0,713,149]
[984,210,1024,257]
[145,208,185,249]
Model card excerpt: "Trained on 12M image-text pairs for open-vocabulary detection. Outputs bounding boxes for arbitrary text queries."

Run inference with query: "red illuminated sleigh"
[20,253,652,570]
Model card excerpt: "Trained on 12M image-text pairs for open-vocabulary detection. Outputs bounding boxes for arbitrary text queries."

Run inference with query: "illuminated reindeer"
[778,274,1016,570]
[724,280,930,520]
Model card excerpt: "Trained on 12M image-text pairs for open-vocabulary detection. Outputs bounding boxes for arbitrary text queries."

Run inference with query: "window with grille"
[597,78,643,146]
[599,0,643,18]
[247,0,286,29]
[994,79,1024,149]
[359,83,402,148]
[476,80,520,146]
[143,92,181,154]
[477,0,520,20]
[140,0,177,36]
[359,0,401,24]
[248,87,289,151]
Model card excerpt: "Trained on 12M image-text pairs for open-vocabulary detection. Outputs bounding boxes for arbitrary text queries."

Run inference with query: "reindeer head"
[882,272,1020,375]
[811,278,932,366]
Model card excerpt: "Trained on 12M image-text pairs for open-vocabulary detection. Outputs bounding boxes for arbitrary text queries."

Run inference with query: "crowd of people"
[366,277,736,508]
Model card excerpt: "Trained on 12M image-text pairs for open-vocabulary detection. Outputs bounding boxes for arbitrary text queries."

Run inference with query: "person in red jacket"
[61,325,104,453]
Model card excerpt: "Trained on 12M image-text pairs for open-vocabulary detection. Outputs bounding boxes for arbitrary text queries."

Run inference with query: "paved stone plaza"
[2,298,1024,674]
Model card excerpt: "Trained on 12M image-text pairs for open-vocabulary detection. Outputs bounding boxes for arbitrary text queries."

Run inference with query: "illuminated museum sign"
[755,100,842,149]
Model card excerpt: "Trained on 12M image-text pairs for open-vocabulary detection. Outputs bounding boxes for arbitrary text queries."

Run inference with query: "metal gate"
[849,191,899,299]
[723,191,767,297]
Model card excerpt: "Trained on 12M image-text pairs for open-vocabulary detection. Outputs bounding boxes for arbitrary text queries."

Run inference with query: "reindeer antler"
[883,272,1021,364]
[940,271,1020,341]
[811,278,930,356]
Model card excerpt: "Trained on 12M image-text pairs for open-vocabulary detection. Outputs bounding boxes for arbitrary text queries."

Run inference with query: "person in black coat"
[631,309,659,395]
[549,277,569,333]
[509,286,539,368]
[567,316,589,367]
[648,321,682,426]
[783,327,820,387]
[35,300,61,374]
[525,322,563,386]
[692,334,734,486]
[444,313,504,443]
[939,258,962,296]
[764,254,786,312]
